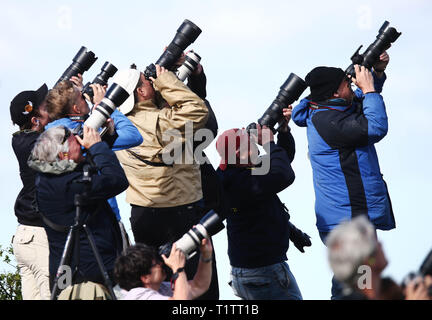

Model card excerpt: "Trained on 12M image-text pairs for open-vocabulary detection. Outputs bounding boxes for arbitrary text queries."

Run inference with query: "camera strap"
[126,150,172,167]
[67,114,88,122]
[308,101,351,112]
[37,209,70,233]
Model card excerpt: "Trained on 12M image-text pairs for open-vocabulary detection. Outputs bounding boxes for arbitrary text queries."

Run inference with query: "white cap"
[114,68,140,115]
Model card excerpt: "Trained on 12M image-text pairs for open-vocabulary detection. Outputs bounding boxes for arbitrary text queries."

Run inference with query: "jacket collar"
[27,155,79,175]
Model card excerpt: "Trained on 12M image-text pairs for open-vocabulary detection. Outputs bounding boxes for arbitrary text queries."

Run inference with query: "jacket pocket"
[13,229,34,245]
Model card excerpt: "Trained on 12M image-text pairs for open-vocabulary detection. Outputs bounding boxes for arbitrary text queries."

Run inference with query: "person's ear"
[31,116,39,127]
[72,104,80,114]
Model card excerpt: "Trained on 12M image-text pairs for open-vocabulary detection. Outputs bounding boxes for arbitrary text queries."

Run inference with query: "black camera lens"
[93,62,118,86]
[144,19,202,80]
[82,62,118,101]
[56,46,98,86]
[247,73,307,132]
[345,21,401,77]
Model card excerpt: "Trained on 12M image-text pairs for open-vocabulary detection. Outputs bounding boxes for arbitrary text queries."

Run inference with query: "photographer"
[28,125,128,293]
[45,79,143,156]
[327,216,432,300]
[114,238,212,300]
[215,111,307,300]
[115,64,219,298]
[44,79,142,248]
[291,53,395,299]
[10,84,51,299]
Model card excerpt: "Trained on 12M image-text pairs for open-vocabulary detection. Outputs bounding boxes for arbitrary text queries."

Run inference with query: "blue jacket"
[292,73,395,232]
[45,109,143,220]
[217,132,296,268]
[35,142,129,283]
[45,109,143,151]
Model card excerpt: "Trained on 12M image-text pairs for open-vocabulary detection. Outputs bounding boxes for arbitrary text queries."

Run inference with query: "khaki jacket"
[115,71,208,207]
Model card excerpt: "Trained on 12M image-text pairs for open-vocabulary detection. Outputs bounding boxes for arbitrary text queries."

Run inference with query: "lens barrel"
[144,19,202,80]
[83,83,129,130]
[158,210,224,259]
[248,73,307,131]
[345,21,401,77]
[82,61,118,100]
[56,46,98,85]
[176,51,201,81]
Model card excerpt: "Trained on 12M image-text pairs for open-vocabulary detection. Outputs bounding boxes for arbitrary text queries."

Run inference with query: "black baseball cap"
[10,84,48,126]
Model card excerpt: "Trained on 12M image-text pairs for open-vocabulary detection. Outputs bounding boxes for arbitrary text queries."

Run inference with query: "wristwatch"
[171,267,185,282]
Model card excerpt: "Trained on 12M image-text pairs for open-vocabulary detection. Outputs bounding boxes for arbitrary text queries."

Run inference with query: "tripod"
[50,164,117,300]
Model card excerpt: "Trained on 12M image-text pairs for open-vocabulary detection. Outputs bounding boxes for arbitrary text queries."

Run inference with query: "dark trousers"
[319,231,345,300]
[130,203,220,300]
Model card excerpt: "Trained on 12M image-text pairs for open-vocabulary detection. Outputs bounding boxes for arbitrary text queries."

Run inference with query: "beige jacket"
[115,71,208,207]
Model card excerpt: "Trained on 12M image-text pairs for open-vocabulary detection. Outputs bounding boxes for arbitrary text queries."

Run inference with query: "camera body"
[345,21,401,77]
[246,73,307,133]
[402,248,432,297]
[82,62,118,102]
[56,46,98,86]
[144,19,202,80]
[158,210,224,260]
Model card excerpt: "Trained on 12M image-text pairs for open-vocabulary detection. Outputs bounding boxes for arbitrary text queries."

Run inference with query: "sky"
[1,0,431,300]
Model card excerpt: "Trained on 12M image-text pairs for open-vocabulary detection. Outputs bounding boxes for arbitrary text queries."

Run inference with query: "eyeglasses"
[61,126,71,144]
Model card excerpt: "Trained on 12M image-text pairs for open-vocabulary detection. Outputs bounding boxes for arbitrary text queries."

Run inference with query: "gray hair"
[31,126,70,162]
[326,216,377,286]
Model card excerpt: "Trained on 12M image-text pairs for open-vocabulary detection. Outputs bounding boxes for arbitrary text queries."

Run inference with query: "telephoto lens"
[345,21,401,77]
[144,19,202,80]
[246,73,307,133]
[82,62,118,102]
[158,210,225,260]
[176,50,201,82]
[83,69,140,132]
[56,46,98,86]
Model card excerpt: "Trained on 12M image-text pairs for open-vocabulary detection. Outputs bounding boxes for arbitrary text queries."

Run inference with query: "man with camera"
[114,64,220,297]
[114,238,212,300]
[10,84,51,299]
[29,125,128,297]
[43,78,142,251]
[291,53,395,298]
[215,110,306,300]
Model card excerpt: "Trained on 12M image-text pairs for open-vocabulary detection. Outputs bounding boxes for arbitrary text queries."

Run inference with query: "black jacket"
[188,69,222,215]
[35,142,128,284]
[217,131,296,268]
[12,130,44,227]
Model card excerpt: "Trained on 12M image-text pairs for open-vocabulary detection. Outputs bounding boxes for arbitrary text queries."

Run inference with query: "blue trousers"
[230,262,302,300]
[319,231,345,300]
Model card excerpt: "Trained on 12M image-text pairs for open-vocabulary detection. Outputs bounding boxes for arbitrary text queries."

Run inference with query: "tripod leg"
[83,225,117,300]
[50,227,76,300]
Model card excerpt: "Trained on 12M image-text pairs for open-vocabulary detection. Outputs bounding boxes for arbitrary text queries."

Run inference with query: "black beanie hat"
[305,67,346,102]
